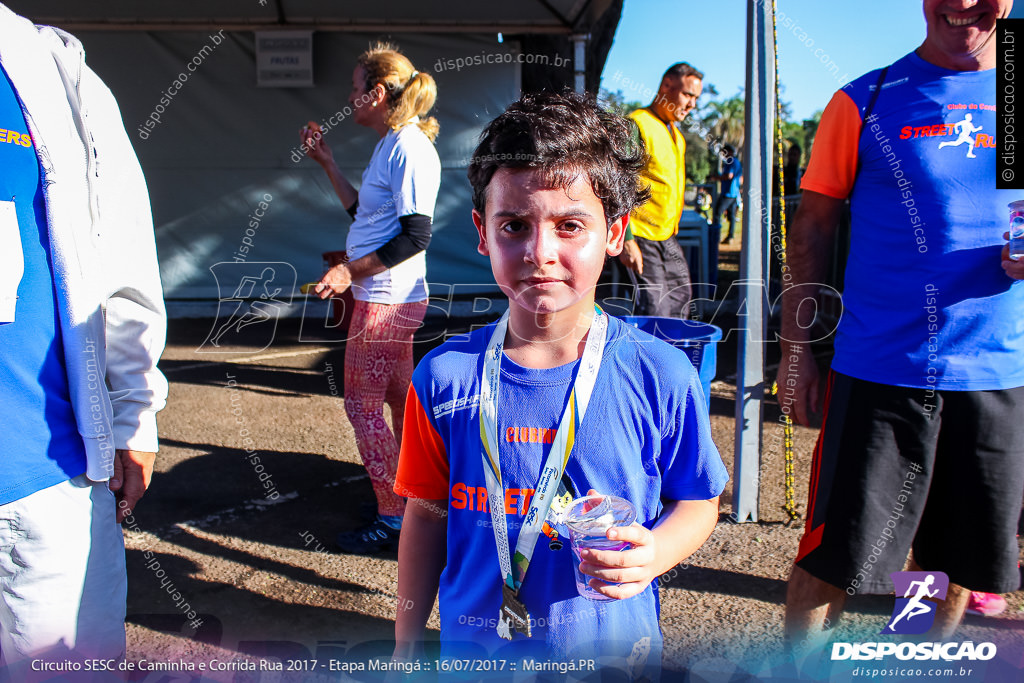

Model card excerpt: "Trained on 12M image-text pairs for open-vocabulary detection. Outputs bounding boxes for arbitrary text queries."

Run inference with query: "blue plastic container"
[620,316,723,401]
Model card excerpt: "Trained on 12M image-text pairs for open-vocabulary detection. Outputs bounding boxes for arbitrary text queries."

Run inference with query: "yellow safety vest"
[628,107,686,241]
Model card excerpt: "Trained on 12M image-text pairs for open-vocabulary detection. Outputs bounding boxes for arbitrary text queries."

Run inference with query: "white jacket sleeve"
[83,64,168,452]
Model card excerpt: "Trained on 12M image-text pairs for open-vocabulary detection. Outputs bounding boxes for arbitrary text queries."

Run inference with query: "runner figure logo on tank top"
[938,113,983,158]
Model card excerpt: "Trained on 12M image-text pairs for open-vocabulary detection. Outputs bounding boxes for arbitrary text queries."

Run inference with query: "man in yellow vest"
[621,62,703,318]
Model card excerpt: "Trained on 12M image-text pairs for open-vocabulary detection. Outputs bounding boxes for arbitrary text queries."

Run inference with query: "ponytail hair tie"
[407,70,419,83]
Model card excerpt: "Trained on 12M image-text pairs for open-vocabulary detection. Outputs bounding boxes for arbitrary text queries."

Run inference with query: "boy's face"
[473,168,627,318]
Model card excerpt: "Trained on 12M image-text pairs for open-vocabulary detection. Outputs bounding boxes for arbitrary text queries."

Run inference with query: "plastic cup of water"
[563,494,637,601]
[1009,200,1024,261]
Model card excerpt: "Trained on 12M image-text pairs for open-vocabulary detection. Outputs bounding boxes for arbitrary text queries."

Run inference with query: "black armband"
[346,200,359,219]
[376,213,433,268]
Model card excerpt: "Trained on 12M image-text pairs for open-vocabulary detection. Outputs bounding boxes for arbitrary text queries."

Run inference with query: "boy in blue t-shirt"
[393,91,728,676]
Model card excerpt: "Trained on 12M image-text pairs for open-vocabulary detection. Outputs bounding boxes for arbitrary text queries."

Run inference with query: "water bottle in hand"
[1009,200,1024,261]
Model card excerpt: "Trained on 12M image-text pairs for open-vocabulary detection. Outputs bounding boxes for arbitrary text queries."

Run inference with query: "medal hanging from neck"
[544,482,575,551]
[479,307,607,640]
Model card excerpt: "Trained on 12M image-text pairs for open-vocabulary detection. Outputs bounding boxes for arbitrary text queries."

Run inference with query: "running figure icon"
[884,574,940,633]
[938,113,982,159]
[210,267,285,347]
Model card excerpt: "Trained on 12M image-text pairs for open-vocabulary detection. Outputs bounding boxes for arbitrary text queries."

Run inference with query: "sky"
[601,1,934,122]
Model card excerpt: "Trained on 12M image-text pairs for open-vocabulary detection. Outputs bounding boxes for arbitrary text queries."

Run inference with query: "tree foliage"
[598,88,643,118]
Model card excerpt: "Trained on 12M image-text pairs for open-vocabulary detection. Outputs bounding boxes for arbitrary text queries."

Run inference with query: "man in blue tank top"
[779,0,1023,654]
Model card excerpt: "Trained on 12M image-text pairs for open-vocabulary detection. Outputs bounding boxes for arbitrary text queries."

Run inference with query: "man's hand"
[110,449,155,523]
[577,523,659,600]
[315,262,353,299]
[776,344,821,427]
[777,190,844,427]
[617,239,643,274]
[1002,232,1024,280]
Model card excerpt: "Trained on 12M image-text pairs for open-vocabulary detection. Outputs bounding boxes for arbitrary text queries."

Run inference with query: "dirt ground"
[121,245,1024,682]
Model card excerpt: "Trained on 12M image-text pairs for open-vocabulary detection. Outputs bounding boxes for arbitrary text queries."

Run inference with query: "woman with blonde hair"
[302,42,440,553]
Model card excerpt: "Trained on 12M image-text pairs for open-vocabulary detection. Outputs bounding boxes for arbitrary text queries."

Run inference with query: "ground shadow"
[660,565,787,604]
[125,549,402,668]
[134,441,372,533]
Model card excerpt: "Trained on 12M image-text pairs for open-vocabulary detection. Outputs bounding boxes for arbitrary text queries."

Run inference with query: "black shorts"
[632,235,691,318]
[795,371,1024,595]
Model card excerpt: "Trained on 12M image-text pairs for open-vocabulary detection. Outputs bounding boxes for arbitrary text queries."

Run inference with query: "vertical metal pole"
[732,0,775,523]
[572,34,589,93]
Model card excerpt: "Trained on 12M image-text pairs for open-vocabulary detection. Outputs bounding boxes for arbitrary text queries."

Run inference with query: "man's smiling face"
[920,0,1012,69]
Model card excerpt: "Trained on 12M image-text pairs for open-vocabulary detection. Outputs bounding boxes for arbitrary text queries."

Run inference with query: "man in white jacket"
[0,3,167,672]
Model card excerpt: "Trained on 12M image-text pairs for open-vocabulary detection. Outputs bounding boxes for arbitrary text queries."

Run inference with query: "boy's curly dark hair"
[467,90,651,226]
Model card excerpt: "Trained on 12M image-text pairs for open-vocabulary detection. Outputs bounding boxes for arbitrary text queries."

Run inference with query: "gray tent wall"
[73,31,522,313]
[12,0,624,316]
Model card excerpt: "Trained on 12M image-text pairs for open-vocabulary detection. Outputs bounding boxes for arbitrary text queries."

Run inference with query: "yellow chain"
[772,0,798,521]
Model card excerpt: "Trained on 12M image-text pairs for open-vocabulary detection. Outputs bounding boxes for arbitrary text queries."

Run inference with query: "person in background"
[302,43,441,554]
[618,62,704,318]
[714,143,743,246]
[783,142,803,197]
[0,4,167,676]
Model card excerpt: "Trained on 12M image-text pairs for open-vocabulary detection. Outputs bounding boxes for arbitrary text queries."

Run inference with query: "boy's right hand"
[575,489,658,600]
[387,643,421,682]
[577,523,658,600]
[300,121,333,167]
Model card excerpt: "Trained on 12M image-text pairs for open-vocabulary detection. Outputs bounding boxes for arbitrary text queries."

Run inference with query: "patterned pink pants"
[344,299,427,517]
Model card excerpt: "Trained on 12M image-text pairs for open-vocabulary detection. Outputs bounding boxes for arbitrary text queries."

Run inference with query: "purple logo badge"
[882,571,949,635]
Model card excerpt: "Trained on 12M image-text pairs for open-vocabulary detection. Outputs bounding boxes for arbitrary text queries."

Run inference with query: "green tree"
[681,128,711,185]
[802,109,823,157]
[703,91,746,149]
[598,88,642,117]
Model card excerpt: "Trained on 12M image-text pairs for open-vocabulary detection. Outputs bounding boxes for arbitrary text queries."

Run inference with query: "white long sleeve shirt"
[0,4,167,480]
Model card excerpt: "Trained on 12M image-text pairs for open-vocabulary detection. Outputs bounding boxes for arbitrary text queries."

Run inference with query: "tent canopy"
[19,0,613,33]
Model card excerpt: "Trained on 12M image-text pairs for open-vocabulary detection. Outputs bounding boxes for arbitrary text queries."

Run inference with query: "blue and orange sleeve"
[394,384,450,500]
[800,89,862,200]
